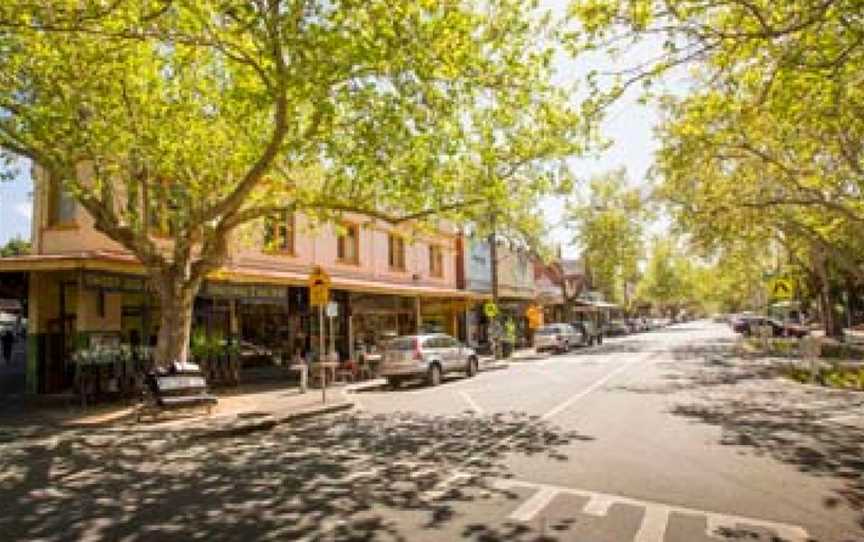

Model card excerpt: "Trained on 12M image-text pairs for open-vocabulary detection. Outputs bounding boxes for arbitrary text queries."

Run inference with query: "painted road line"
[494,478,811,542]
[541,352,655,420]
[509,486,558,522]
[582,494,615,516]
[423,471,472,500]
[420,350,657,502]
[633,505,670,542]
[458,390,483,414]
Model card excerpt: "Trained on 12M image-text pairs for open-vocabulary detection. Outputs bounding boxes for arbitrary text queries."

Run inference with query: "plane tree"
[566,169,646,305]
[0,0,587,364]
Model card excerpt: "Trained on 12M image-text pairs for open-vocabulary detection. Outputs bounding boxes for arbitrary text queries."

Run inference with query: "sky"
[0,1,676,252]
[0,160,32,245]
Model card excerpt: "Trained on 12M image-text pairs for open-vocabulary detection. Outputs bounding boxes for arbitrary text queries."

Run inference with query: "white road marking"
[422,471,472,500]
[541,354,650,420]
[458,390,484,414]
[495,478,811,542]
[582,494,614,516]
[419,350,657,502]
[509,486,558,522]
[634,505,670,542]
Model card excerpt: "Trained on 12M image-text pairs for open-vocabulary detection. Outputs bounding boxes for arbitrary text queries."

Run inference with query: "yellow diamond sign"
[308,267,331,307]
[768,278,794,300]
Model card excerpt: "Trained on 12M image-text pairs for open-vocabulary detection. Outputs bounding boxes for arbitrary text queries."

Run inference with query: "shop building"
[0,171,473,394]
[457,235,493,347]
[495,244,536,347]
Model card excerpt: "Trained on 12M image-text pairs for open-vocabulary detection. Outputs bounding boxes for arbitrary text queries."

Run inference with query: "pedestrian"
[1,328,14,365]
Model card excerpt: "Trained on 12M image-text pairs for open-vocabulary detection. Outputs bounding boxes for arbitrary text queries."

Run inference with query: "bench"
[137,371,218,422]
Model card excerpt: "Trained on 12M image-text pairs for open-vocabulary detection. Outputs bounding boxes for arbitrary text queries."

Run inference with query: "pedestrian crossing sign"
[768,278,794,300]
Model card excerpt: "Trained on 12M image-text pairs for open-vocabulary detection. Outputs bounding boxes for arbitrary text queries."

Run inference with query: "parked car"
[732,316,809,338]
[534,323,580,353]
[606,319,630,336]
[625,318,649,333]
[570,320,604,346]
[731,315,762,335]
[380,334,478,388]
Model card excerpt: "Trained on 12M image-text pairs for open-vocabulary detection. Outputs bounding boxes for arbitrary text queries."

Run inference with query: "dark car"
[733,316,809,338]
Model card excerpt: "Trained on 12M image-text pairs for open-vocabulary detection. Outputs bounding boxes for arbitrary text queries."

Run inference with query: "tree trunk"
[813,243,844,340]
[153,274,199,366]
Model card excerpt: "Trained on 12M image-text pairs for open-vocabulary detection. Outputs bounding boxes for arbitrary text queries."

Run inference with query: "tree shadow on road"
[625,339,864,535]
[0,410,591,541]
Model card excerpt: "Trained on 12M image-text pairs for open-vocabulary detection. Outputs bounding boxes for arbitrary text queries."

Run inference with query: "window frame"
[388,233,407,271]
[264,211,296,255]
[336,222,360,265]
[429,244,445,278]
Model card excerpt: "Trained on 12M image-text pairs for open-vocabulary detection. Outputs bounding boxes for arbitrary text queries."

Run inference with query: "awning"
[0,251,479,299]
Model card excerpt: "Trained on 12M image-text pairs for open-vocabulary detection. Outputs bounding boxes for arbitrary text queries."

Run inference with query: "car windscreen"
[535,327,559,335]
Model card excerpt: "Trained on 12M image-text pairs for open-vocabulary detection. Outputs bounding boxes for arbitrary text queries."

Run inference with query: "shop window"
[388,233,406,270]
[47,177,76,226]
[264,211,295,254]
[337,222,359,264]
[429,244,444,277]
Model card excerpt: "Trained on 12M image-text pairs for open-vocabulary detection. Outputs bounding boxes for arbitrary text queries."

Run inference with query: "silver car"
[534,323,579,353]
[380,334,479,388]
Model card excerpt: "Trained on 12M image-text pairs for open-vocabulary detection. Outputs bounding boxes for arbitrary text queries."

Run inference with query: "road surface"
[2,321,863,541]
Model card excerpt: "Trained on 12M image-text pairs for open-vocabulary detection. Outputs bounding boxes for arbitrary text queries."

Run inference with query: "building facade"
[0,169,473,393]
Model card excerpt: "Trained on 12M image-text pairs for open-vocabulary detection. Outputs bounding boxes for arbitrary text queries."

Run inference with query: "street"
[2,322,863,541]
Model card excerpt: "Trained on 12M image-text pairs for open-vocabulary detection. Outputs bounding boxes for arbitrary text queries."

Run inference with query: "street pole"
[319,303,325,404]
[489,214,500,359]
[329,314,336,361]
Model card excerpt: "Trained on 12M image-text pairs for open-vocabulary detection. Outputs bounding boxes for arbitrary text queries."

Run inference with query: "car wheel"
[466,357,478,377]
[597,335,603,345]
[386,377,401,390]
[427,364,442,386]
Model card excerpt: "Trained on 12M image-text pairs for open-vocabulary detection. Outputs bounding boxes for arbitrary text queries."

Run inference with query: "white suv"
[534,323,579,353]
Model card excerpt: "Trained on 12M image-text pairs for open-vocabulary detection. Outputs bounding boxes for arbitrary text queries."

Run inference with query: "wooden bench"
[137,371,218,422]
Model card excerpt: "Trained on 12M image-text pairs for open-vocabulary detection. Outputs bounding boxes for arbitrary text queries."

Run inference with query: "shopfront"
[349,293,416,357]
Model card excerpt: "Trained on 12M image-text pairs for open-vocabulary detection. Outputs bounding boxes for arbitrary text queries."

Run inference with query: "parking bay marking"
[494,478,810,542]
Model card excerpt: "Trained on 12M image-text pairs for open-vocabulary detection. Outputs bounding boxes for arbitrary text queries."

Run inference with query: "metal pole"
[319,304,325,403]
[329,315,336,361]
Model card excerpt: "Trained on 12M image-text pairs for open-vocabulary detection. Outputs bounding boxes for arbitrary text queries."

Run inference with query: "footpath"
[0,355,518,438]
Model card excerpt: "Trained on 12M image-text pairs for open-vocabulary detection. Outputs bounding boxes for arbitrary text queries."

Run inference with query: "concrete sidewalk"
[0,380,370,437]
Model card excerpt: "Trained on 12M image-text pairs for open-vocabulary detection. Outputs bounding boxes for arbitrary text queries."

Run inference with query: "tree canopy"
[567,168,645,304]
[567,0,864,334]
[0,1,590,362]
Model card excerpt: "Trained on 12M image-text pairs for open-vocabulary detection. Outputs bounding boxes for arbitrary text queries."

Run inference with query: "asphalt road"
[2,321,863,541]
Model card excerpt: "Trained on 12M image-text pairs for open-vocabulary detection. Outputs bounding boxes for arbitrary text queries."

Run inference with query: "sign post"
[326,301,338,364]
[309,267,331,403]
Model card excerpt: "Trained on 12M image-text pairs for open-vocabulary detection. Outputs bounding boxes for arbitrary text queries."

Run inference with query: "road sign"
[483,301,499,319]
[525,306,543,329]
[768,277,794,300]
[325,301,338,318]
[308,267,331,307]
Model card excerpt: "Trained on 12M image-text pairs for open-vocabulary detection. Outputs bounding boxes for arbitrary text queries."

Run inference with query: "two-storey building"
[0,169,473,393]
